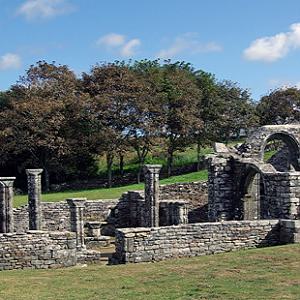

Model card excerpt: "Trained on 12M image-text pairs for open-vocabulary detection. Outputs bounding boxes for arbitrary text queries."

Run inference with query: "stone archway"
[262,132,300,171]
[239,165,265,220]
[247,125,300,169]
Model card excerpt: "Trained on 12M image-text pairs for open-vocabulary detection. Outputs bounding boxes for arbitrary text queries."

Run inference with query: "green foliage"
[0,244,299,299]
[0,59,258,189]
[264,150,277,163]
[257,87,300,125]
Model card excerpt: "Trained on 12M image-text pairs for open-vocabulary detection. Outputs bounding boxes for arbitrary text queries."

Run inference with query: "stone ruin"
[0,124,300,269]
[206,124,300,222]
[113,125,300,263]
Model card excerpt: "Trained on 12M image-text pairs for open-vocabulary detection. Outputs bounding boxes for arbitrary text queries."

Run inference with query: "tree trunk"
[137,164,142,184]
[197,142,201,172]
[43,167,50,192]
[167,151,173,177]
[106,153,114,188]
[119,153,124,177]
[42,149,50,192]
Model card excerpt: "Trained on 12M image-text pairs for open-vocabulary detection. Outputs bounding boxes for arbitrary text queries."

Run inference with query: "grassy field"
[0,244,299,299]
[14,169,208,207]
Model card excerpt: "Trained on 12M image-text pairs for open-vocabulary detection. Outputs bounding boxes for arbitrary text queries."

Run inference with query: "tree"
[256,87,300,125]
[0,61,91,190]
[82,61,146,187]
[214,80,258,143]
[193,70,219,170]
[151,60,203,177]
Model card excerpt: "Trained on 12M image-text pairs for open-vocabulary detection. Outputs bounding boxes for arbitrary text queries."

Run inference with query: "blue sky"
[1,0,300,102]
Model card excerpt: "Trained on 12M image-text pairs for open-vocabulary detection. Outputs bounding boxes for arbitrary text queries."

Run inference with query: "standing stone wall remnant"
[26,169,43,230]
[142,164,162,227]
[67,198,87,250]
[0,177,16,233]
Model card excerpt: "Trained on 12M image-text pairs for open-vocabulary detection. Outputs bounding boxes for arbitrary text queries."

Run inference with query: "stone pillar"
[0,177,16,233]
[67,198,86,250]
[26,169,43,230]
[142,164,162,227]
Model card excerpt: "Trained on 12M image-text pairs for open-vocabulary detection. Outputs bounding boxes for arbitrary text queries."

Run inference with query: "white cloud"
[120,39,141,57]
[244,22,300,62]
[96,33,141,58]
[0,53,22,71]
[269,78,300,90]
[156,34,222,59]
[17,0,75,21]
[96,33,126,48]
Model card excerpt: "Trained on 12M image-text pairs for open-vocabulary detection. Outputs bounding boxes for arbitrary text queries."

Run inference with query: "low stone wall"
[114,220,281,263]
[0,231,77,270]
[13,181,209,234]
[13,200,120,234]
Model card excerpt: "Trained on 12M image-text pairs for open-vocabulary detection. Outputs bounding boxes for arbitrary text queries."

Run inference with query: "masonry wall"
[207,156,236,221]
[0,231,77,270]
[160,181,208,222]
[114,220,281,263]
[13,200,120,235]
[13,181,208,234]
[264,173,300,220]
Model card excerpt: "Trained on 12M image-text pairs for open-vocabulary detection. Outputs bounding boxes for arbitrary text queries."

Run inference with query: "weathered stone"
[142,165,162,227]
[67,198,86,251]
[0,177,16,233]
[26,169,43,230]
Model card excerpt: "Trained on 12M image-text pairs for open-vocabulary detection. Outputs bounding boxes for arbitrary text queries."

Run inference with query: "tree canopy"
[0,59,260,189]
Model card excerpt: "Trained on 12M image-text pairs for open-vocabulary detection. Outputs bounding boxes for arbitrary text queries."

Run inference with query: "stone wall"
[160,181,208,222]
[263,173,300,220]
[0,231,77,270]
[13,181,209,235]
[13,200,120,235]
[114,220,281,263]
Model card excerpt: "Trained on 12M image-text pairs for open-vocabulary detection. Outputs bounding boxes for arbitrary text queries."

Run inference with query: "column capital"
[26,169,43,176]
[142,164,162,174]
[0,177,16,187]
[67,198,87,208]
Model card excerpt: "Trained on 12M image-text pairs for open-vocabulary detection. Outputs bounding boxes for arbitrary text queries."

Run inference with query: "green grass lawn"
[14,169,208,207]
[0,243,299,299]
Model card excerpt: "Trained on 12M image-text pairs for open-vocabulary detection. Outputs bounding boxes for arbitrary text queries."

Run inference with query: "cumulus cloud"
[0,53,22,71]
[96,33,126,48]
[120,39,141,57]
[17,0,75,21]
[96,33,141,57]
[244,22,300,62]
[156,34,222,59]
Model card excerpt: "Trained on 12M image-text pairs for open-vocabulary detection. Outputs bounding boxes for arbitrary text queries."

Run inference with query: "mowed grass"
[0,244,299,299]
[14,169,208,208]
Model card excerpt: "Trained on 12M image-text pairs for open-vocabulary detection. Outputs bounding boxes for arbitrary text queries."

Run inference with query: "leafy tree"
[0,61,91,190]
[82,61,146,187]
[193,70,219,170]
[256,87,300,125]
[151,60,203,177]
[214,80,258,143]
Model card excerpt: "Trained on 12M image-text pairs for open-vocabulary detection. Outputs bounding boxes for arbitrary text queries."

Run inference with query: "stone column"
[67,198,86,250]
[142,164,162,227]
[26,169,43,230]
[0,177,16,233]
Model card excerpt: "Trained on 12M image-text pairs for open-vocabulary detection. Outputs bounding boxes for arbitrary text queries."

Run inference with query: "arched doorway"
[239,166,265,220]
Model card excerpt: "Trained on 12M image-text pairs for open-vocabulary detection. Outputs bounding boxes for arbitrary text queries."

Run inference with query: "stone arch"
[247,126,300,170]
[262,132,300,171]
